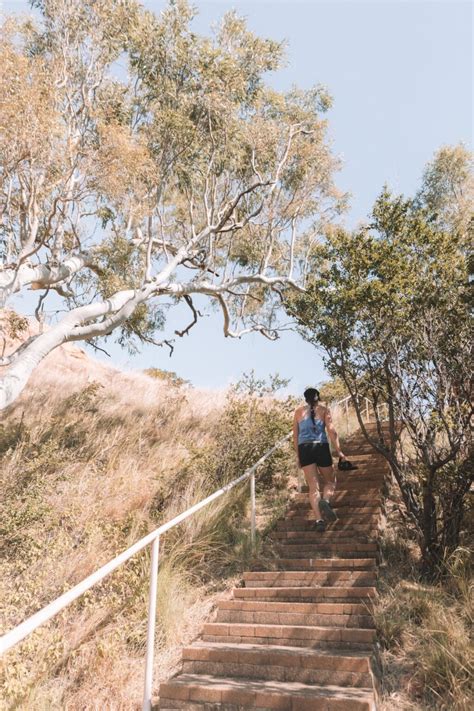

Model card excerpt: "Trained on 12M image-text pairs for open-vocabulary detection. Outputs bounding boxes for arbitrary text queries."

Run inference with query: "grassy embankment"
[0,339,293,710]
[376,488,473,710]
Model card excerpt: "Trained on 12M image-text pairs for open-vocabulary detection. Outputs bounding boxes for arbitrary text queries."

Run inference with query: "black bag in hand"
[338,457,358,471]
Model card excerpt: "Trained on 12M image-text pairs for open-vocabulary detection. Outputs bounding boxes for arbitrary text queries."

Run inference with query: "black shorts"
[298,442,333,468]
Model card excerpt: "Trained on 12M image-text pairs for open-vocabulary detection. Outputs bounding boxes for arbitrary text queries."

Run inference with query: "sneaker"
[319,498,338,523]
[314,519,327,532]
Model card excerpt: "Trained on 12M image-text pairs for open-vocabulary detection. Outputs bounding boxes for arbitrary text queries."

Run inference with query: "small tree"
[288,146,473,576]
[317,376,348,403]
[0,0,345,410]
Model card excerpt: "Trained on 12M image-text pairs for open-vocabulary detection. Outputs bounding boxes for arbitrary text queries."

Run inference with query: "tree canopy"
[288,145,473,573]
[0,0,345,409]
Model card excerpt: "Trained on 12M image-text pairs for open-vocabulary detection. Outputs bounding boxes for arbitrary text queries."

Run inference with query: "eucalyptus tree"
[288,146,473,575]
[0,0,345,409]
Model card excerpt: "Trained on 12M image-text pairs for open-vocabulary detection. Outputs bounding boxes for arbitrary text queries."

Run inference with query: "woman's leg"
[317,464,338,521]
[317,465,336,501]
[302,464,323,520]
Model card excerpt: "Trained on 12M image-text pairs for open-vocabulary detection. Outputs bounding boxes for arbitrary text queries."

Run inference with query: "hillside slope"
[0,313,292,710]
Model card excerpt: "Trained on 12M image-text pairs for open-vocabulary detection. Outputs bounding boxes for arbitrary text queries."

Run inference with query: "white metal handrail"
[331,394,388,434]
[0,432,291,711]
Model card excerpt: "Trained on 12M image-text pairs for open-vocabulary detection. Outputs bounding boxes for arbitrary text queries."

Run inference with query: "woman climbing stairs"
[158,427,389,710]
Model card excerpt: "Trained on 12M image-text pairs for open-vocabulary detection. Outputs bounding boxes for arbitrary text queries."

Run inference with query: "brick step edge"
[271,558,380,568]
[248,560,377,580]
[182,659,373,689]
[276,544,379,553]
[182,641,375,672]
[245,570,378,580]
[215,611,375,629]
[243,576,377,589]
[158,673,376,710]
[272,536,377,544]
[234,586,377,602]
[273,554,380,563]
[202,622,376,644]
[220,600,372,614]
[256,545,381,573]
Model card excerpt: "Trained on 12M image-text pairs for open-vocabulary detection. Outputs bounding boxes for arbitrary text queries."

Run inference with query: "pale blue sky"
[3,1,472,393]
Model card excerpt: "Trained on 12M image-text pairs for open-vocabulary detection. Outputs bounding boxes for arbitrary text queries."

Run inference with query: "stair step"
[339,472,387,479]
[280,517,380,525]
[278,545,378,555]
[290,503,382,513]
[291,496,382,505]
[300,485,383,493]
[220,600,372,615]
[202,622,376,649]
[274,558,377,569]
[234,586,376,603]
[278,516,380,530]
[159,673,376,709]
[215,600,374,628]
[339,466,388,473]
[277,544,378,557]
[290,495,383,506]
[284,514,382,524]
[243,570,377,588]
[273,532,375,543]
[275,526,376,550]
[270,542,378,570]
[277,525,379,535]
[255,557,377,571]
[332,452,386,459]
[181,642,375,687]
[286,510,380,520]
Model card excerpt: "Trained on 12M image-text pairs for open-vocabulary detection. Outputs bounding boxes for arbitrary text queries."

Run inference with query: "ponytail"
[303,387,320,425]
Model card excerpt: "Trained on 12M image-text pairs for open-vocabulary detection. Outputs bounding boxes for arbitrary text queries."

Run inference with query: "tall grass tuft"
[375,508,473,710]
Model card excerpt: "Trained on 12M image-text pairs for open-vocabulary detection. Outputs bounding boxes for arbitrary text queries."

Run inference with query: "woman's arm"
[324,408,345,459]
[293,411,300,466]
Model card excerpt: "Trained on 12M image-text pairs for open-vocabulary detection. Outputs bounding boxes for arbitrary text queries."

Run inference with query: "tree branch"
[174,295,202,337]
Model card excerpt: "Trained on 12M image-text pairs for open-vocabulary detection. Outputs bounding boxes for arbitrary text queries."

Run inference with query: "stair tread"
[274,531,377,546]
[246,559,377,571]
[183,641,373,667]
[244,573,375,580]
[277,545,378,550]
[160,672,375,698]
[220,600,371,612]
[204,621,375,631]
[273,560,376,568]
[248,556,376,580]
[235,586,376,597]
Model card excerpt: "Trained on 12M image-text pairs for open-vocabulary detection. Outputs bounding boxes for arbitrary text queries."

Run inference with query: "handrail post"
[143,535,160,711]
[250,470,256,549]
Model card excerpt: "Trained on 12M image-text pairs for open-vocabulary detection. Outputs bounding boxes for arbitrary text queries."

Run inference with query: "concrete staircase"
[158,426,389,710]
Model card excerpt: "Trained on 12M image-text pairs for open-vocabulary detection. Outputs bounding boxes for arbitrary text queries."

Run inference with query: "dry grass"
[375,502,473,710]
[0,331,293,710]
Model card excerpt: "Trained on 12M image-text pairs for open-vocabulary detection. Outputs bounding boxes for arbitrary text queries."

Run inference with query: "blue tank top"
[297,413,328,445]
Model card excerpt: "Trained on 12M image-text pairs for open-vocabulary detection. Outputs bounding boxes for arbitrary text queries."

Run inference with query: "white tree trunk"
[0,288,136,410]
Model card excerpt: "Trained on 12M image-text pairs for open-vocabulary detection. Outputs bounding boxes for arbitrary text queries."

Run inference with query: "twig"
[175,295,202,337]
[86,340,111,358]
